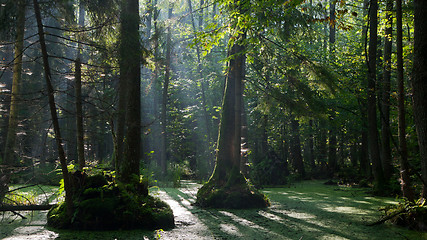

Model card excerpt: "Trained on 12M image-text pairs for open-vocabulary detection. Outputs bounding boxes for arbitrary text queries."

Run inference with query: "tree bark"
[187,0,214,170]
[367,0,386,192]
[120,0,142,183]
[308,120,315,171]
[290,118,305,178]
[33,0,73,216]
[75,2,86,171]
[328,113,337,176]
[3,0,25,169]
[160,4,173,176]
[380,0,393,182]
[412,0,427,199]
[396,0,414,201]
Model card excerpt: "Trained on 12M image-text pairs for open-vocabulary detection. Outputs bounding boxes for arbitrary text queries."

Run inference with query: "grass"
[1,180,426,239]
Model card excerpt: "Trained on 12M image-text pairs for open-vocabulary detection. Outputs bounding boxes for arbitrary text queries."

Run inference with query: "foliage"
[379,198,427,231]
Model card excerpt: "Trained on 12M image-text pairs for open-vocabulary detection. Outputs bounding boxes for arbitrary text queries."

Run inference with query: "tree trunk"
[367,0,386,192]
[33,0,73,216]
[75,2,85,171]
[3,0,25,170]
[308,120,315,171]
[329,0,336,51]
[119,0,141,183]
[187,0,214,170]
[328,114,337,176]
[380,0,393,182]
[290,118,305,178]
[412,0,427,199]
[160,4,173,176]
[75,58,85,171]
[396,0,414,201]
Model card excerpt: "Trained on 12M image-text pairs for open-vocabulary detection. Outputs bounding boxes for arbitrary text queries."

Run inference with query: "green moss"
[47,173,174,231]
[47,202,69,229]
[196,180,270,209]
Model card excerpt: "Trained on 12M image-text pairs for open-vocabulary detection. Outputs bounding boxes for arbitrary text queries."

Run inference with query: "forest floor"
[1,180,426,240]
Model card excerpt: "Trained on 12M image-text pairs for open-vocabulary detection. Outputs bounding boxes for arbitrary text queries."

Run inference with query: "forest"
[0,0,427,239]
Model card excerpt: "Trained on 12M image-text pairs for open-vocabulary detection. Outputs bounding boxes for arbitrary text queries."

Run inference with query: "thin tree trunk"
[160,4,173,176]
[76,2,85,171]
[153,0,162,170]
[328,114,337,176]
[412,0,427,199]
[33,0,73,216]
[290,118,305,178]
[3,0,25,168]
[367,0,385,192]
[381,0,393,182]
[308,119,315,171]
[187,0,214,170]
[75,59,85,171]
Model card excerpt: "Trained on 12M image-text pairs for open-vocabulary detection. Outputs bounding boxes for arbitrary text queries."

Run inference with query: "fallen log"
[366,209,405,226]
[0,204,53,211]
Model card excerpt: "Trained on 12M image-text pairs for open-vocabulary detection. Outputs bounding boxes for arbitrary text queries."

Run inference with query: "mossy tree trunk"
[196,0,268,209]
[412,0,427,199]
[209,35,244,187]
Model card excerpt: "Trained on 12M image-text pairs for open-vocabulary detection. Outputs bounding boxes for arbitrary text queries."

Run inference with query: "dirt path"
[1,181,425,239]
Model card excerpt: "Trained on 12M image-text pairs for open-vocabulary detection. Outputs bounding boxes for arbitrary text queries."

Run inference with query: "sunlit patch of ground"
[1,180,426,239]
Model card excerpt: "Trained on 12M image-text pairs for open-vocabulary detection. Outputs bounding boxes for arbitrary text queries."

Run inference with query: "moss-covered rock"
[47,173,174,230]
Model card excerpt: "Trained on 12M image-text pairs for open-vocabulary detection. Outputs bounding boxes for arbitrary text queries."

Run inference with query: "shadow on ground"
[1,180,425,239]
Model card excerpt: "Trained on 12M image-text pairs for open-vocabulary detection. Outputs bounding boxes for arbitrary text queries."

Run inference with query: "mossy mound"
[195,179,270,209]
[47,173,174,230]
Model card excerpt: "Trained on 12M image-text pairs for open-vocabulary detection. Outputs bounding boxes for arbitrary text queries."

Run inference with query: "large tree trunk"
[33,0,73,216]
[380,0,393,183]
[120,0,142,183]
[2,0,25,173]
[412,0,427,199]
[367,0,386,192]
[196,0,268,209]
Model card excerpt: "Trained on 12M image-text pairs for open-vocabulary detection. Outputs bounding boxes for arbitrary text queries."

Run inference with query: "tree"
[119,0,142,183]
[396,0,414,201]
[412,0,427,199]
[33,0,73,216]
[367,0,385,192]
[2,0,25,173]
[160,2,173,176]
[380,0,393,184]
[196,0,268,209]
[75,1,85,171]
